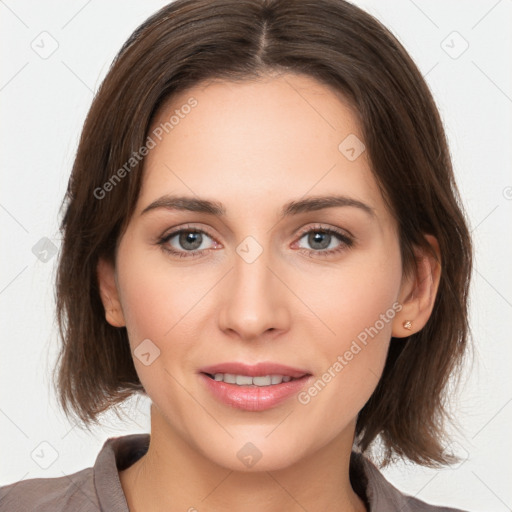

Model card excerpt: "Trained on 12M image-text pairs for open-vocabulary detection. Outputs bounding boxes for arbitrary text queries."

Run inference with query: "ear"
[392,234,441,338]
[96,257,126,328]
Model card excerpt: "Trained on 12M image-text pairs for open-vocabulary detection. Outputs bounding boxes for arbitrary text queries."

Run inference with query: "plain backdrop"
[1,1,511,510]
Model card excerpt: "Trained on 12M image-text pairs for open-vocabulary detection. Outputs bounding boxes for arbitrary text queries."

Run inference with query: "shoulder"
[0,467,98,512]
[354,452,470,512]
[0,434,148,512]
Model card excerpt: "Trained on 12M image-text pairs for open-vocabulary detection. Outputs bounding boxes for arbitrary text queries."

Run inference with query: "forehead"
[137,73,385,220]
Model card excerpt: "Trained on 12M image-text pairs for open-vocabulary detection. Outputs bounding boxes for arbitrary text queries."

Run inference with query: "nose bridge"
[218,233,289,339]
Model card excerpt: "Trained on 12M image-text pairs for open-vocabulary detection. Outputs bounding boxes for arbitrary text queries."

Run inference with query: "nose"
[217,242,290,341]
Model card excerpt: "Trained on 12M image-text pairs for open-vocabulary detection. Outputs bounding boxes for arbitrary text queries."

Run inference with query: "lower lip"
[199,373,313,411]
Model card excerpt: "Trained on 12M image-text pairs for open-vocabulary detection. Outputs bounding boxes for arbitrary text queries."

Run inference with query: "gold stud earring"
[402,320,412,330]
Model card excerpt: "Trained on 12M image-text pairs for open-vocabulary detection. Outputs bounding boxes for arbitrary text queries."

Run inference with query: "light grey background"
[1,1,511,510]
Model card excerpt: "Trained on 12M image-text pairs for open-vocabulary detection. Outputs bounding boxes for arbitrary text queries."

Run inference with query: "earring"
[402,320,412,330]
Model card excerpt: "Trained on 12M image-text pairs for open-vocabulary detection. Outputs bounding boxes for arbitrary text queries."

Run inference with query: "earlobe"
[392,235,441,338]
[96,257,126,328]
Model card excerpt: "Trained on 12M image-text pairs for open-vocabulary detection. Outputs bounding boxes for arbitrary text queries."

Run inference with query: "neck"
[119,406,367,512]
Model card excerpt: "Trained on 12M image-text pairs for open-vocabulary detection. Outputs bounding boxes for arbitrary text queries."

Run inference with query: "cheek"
[117,270,174,344]
[114,237,230,396]
[114,245,203,394]
[302,245,402,347]
[295,246,402,410]
[115,239,203,343]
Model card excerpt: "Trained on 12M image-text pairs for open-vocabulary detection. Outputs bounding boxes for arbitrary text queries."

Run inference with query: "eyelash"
[156,223,354,259]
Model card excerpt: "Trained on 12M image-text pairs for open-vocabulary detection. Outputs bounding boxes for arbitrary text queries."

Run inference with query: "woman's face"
[102,72,410,471]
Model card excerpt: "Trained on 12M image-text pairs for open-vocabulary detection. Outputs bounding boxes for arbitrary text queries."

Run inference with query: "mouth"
[198,362,313,411]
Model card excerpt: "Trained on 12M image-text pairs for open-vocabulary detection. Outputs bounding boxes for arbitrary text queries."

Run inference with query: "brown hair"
[53,0,473,468]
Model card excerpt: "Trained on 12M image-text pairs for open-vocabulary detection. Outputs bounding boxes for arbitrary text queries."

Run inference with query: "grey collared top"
[0,434,468,511]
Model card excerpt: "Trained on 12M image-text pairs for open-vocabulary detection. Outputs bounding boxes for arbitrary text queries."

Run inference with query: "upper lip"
[199,362,311,379]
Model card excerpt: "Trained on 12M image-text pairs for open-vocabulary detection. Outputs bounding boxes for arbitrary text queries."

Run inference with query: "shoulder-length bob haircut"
[54,0,472,468]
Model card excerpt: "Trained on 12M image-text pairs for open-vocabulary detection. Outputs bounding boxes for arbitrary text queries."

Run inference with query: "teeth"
[236,375,252,386]
[212,373,295,386]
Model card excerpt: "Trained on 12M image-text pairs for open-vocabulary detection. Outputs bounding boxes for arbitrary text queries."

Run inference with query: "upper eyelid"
[295,223,354,240]
[161,224,217,240]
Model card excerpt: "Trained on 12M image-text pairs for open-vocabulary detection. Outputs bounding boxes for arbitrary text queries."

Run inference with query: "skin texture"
[97,72,441,512]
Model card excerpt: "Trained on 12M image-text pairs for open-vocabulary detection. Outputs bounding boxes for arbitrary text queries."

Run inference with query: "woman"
[0,0,472,510]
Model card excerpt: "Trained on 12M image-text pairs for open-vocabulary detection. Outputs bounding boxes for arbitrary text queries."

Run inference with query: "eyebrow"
[140,194,375,219]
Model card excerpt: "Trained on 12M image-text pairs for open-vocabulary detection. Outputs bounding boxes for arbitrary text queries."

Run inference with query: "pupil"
[180,232,202,250]
[310,231,329,250]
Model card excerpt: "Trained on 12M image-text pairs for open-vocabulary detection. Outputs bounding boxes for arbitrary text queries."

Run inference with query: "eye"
[157,226,219,259]
[294,224,354,257]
